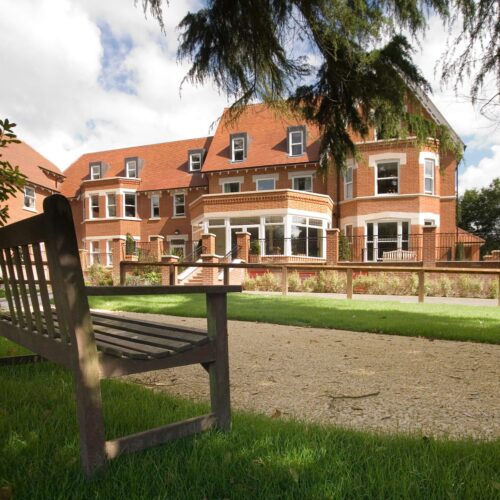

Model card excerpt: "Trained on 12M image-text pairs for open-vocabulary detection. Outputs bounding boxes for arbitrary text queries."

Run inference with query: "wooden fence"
[120,261,500,306]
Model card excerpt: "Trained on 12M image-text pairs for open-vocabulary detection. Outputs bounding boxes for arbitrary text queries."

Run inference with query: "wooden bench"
[381,249,417,261]
[0,194,241,476]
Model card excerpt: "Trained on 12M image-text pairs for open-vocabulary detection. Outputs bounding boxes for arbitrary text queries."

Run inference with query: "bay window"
[291,217,323,257]
[264,216,285,255]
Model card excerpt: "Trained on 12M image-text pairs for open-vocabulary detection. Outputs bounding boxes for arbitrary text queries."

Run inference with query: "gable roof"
[202,103,321,173]
[1,140,63,191]
[61,137,212,198]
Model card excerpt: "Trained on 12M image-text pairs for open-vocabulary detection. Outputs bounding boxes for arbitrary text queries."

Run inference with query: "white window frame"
[344,166,353,199]
[23,186,36,211]
[289,130,304,156]
[173,193,186,217]
[89,194,100,219]
[292,175,312,192]
[106,240,113,267]
[126,159,138,178]
[231,137,245,162]
[106,193,117,218]
[189,152,202,171]
[375,161,400,196]
[123,192,137,218]
[223,181,241,193]
[424,159,435,194]
[256,178,276,191]
[89,241,100,265]
[90,163,101,180]
[151,194,160,218]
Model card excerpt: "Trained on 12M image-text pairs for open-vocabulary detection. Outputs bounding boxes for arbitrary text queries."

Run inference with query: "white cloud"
[0,0,228,169]
[458,145,500,193]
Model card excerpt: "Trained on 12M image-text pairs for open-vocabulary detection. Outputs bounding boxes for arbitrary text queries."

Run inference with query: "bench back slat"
[12,246,35,333]
[0,249,18,325]
[2,248,26,329]
[21,245,45,336]
[32,242,57,338]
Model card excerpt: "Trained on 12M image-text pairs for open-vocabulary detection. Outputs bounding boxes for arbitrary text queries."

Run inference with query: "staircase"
[182,266,204,285]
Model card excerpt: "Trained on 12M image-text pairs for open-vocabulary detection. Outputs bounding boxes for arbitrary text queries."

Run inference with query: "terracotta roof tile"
[202,103,321,172]
[61,137,212,198]
[1,140,63,191]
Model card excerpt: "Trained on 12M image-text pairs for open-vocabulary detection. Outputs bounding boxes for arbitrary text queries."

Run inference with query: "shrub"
[287,271,302,292]
[255,272,281,291]
[338,233,352,261]
[87,264,113,286]
[250,240,261,255]
[125,233,137,256]
[455,242,465,261]
[242,276,256,291]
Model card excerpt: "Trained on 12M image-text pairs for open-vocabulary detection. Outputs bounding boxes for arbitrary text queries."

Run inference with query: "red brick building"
[61,99,471,264]
[2,140,64,223]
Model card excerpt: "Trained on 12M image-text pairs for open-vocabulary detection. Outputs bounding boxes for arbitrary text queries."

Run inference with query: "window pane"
[309,218,323,227]
[265,216,283,224]
[291,225,307,255]
[190,153,201,170]
[292,216,307,225]
[345,184,353,199]
[230,217,260,225]
[308,227,320,257]
[425,178,433,193]
[293,177,312,191]
[211,227,226,255]
[367,223,374,239]
[127,160,137,177]
[425,160,434,176]
[345,167,353,182]
[265,225,284,255]
[209,219,225,226]
[107,194,116,217]
[377,162,398,178]
[256,178,275,191]
[377,178,398,194]
[91,195,99,218]
[224,182,240,193]
[174,194,185,216]
[124,194,136,217]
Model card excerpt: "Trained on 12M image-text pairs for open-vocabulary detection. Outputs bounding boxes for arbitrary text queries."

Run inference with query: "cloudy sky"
[0,0,498,193]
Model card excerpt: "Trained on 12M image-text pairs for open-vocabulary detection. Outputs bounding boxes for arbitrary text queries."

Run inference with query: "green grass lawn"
[89,293,500,344]
[0,350,498,499]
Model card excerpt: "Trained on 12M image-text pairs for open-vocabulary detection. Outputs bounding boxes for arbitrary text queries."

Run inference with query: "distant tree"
[137,0,464,172]
[458,179,500,255]
[0,119,26,226]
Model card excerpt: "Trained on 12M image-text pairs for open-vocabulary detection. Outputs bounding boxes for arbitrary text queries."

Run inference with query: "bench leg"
[74,367,106,476]
[206,293,231,431]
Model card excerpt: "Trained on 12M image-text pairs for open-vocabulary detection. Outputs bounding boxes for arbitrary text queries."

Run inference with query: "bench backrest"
[0,195,94,362]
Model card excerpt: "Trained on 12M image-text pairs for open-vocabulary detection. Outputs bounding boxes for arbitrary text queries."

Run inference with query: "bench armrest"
[85,285,242,296]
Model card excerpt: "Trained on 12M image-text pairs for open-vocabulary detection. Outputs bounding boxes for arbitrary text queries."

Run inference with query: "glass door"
[230,226,259,258]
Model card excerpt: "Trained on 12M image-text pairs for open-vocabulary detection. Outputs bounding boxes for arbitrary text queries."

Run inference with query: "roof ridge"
[78,135,213,158]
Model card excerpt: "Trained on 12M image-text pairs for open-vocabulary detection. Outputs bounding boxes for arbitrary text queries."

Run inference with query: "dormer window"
[230,133,247,162]
[90,162,102,180]
[125,158,138,178]
[288,126,306,156]
[188,149,204,172]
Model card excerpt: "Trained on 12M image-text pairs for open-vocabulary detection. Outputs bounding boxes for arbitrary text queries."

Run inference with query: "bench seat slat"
[89,313,207,345]
[93,332,173,358]
[91,324,198,353]
[94,339,152,360]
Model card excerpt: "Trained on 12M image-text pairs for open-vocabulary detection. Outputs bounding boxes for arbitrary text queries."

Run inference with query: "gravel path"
[98,310,500,440]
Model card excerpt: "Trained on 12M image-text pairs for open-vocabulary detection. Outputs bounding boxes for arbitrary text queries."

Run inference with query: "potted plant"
[249,240,261,263]
[124,233,138,261]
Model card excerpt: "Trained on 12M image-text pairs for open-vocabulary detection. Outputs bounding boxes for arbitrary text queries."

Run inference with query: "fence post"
[223,266,229,286]
[418,270,425,303]
[282,266,288,296]
[498,274,500,307]
[326,228,340,265]
[346,268,353,299]
[119,262,126,285]
[160,255,179,285]
[422,226,437,267]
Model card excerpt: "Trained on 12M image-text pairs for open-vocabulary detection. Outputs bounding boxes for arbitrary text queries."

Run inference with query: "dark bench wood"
[0,194,241,476]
